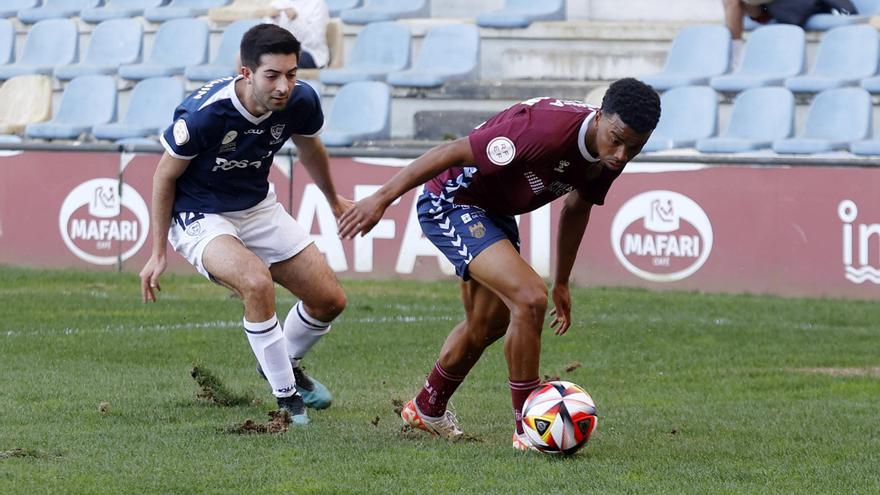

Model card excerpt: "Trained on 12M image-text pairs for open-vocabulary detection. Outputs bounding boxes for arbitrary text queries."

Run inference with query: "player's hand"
[338,194,388,239]
[549,283,572,335]
[330,194,354,220]
[139,254,167,303]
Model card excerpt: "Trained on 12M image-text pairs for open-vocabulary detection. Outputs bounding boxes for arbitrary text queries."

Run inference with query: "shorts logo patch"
[468,222,486,239]
[486,137,515,166]
[185,220,203,237]
[173,119,189,146]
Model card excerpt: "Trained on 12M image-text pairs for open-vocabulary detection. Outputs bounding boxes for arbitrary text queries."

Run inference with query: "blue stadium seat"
[641,25,731,91]
[119,19,209,81]
[185,19,259,82]
[144,0,230,22]
[17,0,101,24]
[772,87,871,154]
[850,138,880,155]
[81,0,167,23]
[804,0,879,30]
[696,87,794,153]
[784,25,878,93]
[387,24,479,88]
[93,77,183,142]
[710,25,805,92]
[340,0,429,25]
[0,0,38,18]
[0,19,13,66]
[55,19,143,80]
[0,19,78,80]
[321,81,391,146]
[319,22,409,85]
[328,0,361,17]
[475,0,565,29]
[642,86,718,152]
[25,75,117,140]
[860,74,880,93]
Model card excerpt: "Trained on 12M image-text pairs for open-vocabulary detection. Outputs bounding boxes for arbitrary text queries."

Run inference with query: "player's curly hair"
[600,78,661,134]
[240,24,302,70]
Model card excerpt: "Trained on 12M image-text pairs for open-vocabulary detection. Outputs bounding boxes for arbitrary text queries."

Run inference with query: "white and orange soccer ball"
[521,381,597,455]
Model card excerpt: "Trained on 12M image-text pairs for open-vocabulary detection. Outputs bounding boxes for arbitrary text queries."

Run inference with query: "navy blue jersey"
[160,76,324,214]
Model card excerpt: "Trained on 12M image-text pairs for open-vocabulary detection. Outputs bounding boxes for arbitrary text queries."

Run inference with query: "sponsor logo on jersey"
[219,130,238,154]
[173,119,189,146]
[245,128,265,135]
[468,222,486,239]
[486,137,515,166]
[611,190,713,282]
[222,130,237,144]
[839,199,880,284]
[554,160,570,173]
[212,157,263,172]
[524,171,544,194]
[461,213,472,224]
[59,178,149,265]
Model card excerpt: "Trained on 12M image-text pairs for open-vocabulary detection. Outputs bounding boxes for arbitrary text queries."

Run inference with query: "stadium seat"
[0,75,52,134]
[55,19,143,80]
[93,77,183,142]
[0,0,38,18]
[784,25,878,93]
[319,22,409,85]
[0,19,78,80]
[81,0,167,23]
[696,87,794,153]
[849,137,880,155]
[0,19,13,66]
[17,0,101,24]
[804,0,879,30]
[25,75,117,140]
[475,0,565,29]
[860,74,880,93]
[297,18,344,79]
[642,86,717,152]
[321,81,391,146]
[185,19,259,82]
[641,25,731,91]
[772,87,871,154]
[710,25,805,92]
[327,0,361,17]
[144,0,231,22]
[119,19,209,81]
[339,0,429,25]
[208,0,274,22]
[387,24,479,88]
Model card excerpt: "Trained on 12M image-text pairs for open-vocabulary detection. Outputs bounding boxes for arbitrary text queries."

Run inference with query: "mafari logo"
[839,199,880,284]
[58,178,149,265]
[611,190,713,282]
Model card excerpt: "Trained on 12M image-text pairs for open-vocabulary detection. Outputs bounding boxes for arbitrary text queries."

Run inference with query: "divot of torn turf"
[190,364,254,406]
[0,448,56,460]
[225,410,292,435]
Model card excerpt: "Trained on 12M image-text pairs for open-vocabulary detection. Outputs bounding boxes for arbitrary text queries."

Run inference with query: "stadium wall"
[0,148,878,301]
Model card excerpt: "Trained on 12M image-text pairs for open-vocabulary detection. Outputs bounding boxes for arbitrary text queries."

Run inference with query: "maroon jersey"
[426,97,623,216]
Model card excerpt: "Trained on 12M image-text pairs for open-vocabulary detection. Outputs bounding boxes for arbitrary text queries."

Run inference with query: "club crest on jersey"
[173,119,189,145]
[486,137,515,166]
[554,160,570,173]
[270,124,286,142]
[468,222,486,239]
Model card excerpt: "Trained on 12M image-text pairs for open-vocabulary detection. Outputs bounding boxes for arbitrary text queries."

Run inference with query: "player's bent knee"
[307,289,347,322]
[510,285,548,324]
[239,272,275,302]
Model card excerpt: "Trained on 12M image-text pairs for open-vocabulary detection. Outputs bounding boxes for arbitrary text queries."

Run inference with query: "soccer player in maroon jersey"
[339,78,660,449]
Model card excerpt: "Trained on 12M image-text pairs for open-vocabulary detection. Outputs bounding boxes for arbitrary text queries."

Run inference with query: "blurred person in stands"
[723,0,858,67]
[266,0,330,69]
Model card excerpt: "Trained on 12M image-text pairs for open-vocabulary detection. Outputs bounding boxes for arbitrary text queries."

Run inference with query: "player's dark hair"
[600,78,661,133]
[240,24,301,70]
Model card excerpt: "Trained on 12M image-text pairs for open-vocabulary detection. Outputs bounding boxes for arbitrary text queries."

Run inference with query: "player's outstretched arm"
[338,137,474,239]
[550,190,593,335]
[139,153,189,303]
[291,134,353,218]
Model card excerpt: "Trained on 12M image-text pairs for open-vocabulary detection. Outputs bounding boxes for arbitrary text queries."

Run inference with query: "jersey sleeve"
[160,108,206,160]
[467,106,557,177]
[576,168,622,206]
[289,81,324,136]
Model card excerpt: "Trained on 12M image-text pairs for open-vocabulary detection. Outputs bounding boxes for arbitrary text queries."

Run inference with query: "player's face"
[594,111,653,172]
[248,53,298,112]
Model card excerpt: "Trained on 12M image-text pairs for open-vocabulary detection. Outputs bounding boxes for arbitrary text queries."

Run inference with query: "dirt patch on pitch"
[792,367,880,378]
[0,448,55,461]
[225,410,291,434]
[191,364,254,406]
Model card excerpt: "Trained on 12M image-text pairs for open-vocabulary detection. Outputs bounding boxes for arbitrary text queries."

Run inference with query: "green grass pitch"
[1,266,878,494]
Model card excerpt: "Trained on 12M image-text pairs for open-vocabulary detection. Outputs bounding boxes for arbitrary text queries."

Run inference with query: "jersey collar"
[230,75,274,125]
[578,110,599,162]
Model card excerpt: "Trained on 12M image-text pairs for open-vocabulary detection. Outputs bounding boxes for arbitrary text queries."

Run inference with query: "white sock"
[284,301,331,368]
[244,315,297,398]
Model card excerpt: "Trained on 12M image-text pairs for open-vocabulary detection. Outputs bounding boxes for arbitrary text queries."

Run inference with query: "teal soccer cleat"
[257,361,333,410]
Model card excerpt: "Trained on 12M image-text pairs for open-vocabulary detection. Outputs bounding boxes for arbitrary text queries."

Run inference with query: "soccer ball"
[521,381,597,454]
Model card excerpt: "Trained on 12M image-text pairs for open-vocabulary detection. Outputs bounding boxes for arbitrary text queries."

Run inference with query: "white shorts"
[168,188,313,280]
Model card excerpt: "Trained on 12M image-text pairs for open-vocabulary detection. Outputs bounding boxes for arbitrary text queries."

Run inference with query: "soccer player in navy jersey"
[139,24,350,424]
[339,78,661,449]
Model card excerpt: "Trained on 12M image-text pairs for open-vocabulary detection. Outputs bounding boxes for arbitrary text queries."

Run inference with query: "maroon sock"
[415,362,466,418]
[509,377,541,434]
